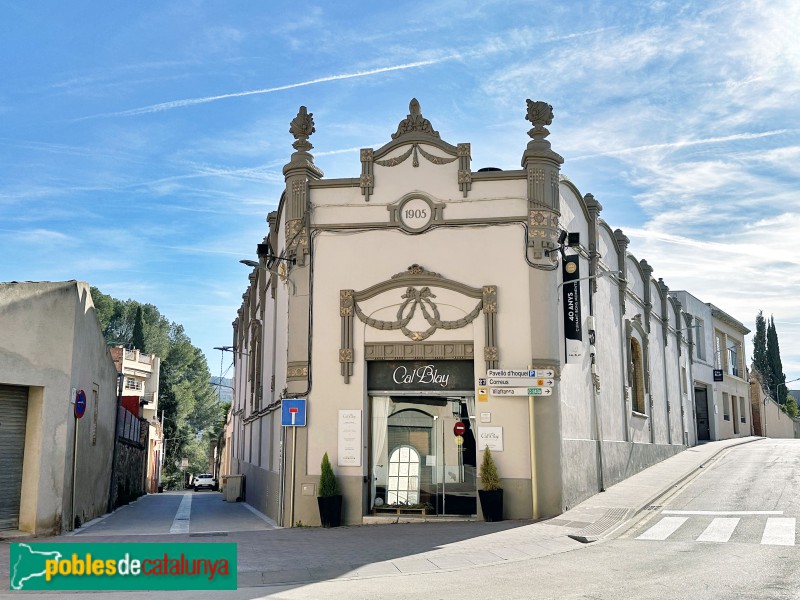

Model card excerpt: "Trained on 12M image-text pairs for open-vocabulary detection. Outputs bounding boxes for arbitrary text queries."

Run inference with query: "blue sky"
[1,1,798,381]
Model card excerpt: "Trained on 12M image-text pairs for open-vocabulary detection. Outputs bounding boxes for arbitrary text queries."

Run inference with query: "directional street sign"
[490,387,553,397]
[487,369,555,378]
[488,377,555,387]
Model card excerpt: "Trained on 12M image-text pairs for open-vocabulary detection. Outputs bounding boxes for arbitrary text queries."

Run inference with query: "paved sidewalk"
[237,436,763,587]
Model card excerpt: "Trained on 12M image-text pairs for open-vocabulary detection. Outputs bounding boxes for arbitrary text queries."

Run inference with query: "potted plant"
[317,452,342,527]
[478,447,503,522]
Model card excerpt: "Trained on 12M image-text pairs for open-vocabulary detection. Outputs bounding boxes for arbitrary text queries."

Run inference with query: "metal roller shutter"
[0,385,28,530]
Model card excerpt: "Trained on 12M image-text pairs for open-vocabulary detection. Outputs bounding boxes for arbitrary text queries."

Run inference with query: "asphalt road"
[72,490,275,537]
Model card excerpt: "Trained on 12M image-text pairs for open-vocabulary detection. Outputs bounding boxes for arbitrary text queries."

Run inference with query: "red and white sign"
[453,421,466,436]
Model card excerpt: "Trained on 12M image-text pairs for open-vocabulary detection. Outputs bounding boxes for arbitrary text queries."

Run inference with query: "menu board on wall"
[338,409,362,467]
[477,426,503,451]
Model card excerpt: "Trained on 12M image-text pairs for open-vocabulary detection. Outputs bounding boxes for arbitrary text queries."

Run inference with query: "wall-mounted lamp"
[545,230,582,258]
[214,345,250,357]
[240,257,296,293]
[256,243,296,265]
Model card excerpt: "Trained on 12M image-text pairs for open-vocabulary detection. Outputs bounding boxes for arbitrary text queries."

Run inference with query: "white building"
[228,99,748,526]
[110,346,162,493]
[671,292,751,441]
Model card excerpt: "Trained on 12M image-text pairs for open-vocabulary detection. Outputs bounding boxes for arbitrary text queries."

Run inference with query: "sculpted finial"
[525,100,554,140]
[392,98,440,139]
[289,106,315,153]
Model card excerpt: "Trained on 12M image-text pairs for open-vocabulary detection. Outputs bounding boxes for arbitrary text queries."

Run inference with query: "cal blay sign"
[367,360,473,392]
[392,364,450,387]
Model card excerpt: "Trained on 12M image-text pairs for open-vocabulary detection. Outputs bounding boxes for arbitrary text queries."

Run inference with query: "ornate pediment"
[359,100,472,202]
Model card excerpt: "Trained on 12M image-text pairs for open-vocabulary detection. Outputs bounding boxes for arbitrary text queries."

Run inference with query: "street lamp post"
[776,377,800,405]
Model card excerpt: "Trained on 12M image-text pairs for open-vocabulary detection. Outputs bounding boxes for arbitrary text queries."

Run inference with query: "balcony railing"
[124,378,144,391]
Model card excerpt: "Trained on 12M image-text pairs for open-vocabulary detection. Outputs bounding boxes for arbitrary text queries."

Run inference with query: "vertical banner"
[562,255,583,363]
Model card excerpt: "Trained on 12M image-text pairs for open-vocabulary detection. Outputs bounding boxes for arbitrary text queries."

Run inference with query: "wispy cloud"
[570,130,791,161]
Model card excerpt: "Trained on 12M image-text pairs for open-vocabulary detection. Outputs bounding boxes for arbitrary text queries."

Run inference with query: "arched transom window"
[387,445,421,505]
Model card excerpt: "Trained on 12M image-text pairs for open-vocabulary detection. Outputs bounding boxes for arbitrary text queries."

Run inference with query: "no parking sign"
[74,390,87,419]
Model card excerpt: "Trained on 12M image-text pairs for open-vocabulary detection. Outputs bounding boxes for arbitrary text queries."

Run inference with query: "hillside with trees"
[91,288,229,488]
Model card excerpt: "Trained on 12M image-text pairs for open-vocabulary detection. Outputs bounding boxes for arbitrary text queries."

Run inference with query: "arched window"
[631,338,646,414]
[387,445,421,505]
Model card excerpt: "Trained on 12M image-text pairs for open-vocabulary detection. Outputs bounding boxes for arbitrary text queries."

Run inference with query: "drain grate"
[574,508,631,537]
[190,532,229,537]
[643,505,662,512]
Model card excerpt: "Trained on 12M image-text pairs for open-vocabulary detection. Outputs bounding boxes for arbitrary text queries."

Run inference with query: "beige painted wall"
[0,282,117,534]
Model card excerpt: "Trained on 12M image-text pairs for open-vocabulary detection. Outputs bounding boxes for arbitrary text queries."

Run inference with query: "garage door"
[0,385,28,530]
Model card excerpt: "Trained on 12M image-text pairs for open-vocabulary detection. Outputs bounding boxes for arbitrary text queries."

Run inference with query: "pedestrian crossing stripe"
[636,516,796,546]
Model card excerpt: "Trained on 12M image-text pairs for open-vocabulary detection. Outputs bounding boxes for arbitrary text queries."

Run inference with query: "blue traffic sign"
[281,398,307,427]
[75,390,87,419]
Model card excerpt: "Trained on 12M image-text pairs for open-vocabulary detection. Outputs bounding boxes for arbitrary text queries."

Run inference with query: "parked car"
[194,473,216,491]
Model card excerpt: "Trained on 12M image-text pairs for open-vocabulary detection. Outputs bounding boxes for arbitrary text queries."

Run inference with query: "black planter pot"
[478,489,503,522]
[317,495,343,528]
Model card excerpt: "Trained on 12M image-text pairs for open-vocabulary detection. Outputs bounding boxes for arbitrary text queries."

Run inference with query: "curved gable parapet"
[559,177,582,204]
[559,179,592,225]
[373,133,461,161]
[666,294,682,331]
[596,222,621,270]
[598,221,623,258]
[358,99,472,202]
[626,254,647,299]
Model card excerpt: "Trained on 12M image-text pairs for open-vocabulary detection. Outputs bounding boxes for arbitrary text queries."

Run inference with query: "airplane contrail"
[80,55,461,120]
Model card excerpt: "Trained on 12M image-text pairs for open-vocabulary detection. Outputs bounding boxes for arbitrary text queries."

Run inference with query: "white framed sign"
[477,426,503,451]
[338,409,362,467]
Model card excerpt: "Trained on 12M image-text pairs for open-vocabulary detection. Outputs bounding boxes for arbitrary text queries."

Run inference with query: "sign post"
[528,368,538,520]
[280,399,307,528]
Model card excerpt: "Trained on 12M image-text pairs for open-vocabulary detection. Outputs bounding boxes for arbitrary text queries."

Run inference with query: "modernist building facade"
[0,281,119,534]
[228,99,747,526]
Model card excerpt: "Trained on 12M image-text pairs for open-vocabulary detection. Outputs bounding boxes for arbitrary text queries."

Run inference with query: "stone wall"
[111,438,147,509]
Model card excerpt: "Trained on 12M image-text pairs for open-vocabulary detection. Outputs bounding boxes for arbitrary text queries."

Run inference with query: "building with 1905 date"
[225,99,749,527]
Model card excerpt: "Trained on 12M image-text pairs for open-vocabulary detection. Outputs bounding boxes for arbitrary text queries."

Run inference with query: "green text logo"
[10,543,237,590]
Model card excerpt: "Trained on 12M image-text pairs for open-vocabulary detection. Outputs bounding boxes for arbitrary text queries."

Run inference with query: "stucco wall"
[0,281,118,534]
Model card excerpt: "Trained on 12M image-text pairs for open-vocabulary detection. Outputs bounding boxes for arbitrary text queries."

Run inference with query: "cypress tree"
[766,316,785,403]
[752,311,768,380]
[132,305,146,352]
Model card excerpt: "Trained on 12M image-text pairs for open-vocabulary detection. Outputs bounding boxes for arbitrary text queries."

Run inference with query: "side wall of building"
[0,281,117,534]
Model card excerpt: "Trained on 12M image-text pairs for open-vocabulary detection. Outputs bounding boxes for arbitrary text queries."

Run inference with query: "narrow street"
[71,491,275,537]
